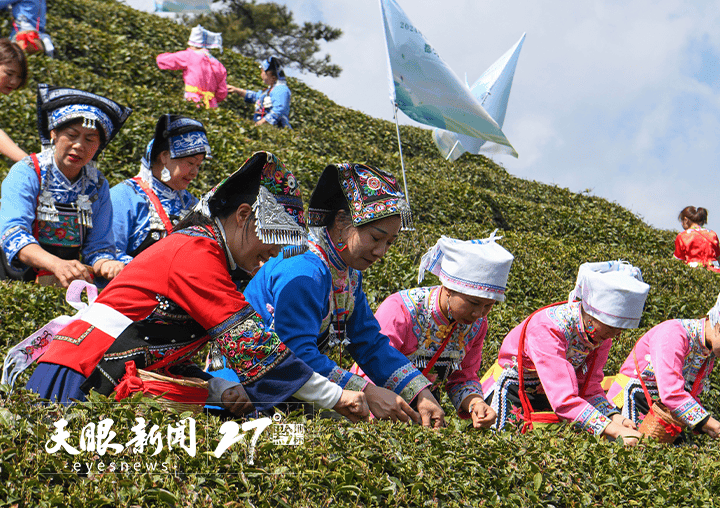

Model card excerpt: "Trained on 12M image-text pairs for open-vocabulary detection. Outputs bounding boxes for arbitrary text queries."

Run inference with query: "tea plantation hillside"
[2,1,720,506]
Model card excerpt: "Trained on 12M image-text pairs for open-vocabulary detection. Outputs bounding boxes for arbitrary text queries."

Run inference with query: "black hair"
[265,56,285,79]
[174,194,256,232]
[679,206,708,226]
[0,38,27,89]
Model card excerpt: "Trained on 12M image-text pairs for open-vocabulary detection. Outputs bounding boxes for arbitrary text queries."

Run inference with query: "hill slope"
[2,1,720,506]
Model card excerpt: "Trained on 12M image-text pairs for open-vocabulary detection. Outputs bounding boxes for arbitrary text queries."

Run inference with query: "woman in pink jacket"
[367,234,514,429]
[606,294,720,438]
[156,25,227,109]
[482,261,650,445]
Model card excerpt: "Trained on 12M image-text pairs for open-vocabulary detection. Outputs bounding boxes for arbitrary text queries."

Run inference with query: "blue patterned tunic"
[111,173,198,264]
[0,149,116,270]
[243,228,431,402]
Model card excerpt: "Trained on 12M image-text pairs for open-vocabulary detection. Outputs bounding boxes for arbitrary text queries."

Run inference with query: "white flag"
[379,0,517,157]
[434,33,526,161]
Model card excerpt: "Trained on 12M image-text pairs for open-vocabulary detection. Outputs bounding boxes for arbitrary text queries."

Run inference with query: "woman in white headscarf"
[606,293,720,438]
[353,234,514,429]
[482,261,650,445]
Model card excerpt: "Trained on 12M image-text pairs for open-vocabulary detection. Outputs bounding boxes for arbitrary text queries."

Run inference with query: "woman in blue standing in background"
[228,56,292,128]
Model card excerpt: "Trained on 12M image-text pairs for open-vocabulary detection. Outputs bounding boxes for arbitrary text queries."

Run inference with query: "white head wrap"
[417,232,514,302]
[707,293,720,327]
[568,260,650,329]
[188,25,223,52]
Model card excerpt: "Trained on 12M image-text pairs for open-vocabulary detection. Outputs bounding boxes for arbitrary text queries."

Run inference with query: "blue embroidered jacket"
[244,80,292,128]
[243,230,430,402]
[0,149,116,268]
[110,174,198,264]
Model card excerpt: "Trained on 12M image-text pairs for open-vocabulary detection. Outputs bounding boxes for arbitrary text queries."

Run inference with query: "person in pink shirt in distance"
[156,25,228,109]
[482,261,650,445]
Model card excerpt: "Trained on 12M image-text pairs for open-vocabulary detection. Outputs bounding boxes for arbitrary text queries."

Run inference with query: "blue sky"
[126,0,720,232]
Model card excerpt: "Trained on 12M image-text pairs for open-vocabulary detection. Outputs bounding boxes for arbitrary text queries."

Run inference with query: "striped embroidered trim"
[206,305,256,339]
[399,375,432,403]
[54,325,95,346]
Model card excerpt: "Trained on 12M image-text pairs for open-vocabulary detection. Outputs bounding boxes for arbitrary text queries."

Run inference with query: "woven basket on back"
[137,369,209,414]
[638,401,686,443]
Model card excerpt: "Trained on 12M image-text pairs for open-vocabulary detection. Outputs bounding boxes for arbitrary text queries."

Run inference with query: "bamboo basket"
[137,369,209,414]
[638,401,686,443]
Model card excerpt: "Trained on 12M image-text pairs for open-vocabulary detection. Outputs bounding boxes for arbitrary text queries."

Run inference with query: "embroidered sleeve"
[0,160,41,264]
[672,398,711,428]
[649,322,709,426]
[525,317,610,427]
[448,380,484,416]
[208,308,290,384]
[574,406,612,436]
[327,366,369,391]
[244,89,260,103]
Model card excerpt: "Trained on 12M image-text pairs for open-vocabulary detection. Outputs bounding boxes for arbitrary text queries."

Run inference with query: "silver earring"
[161,167,171,182]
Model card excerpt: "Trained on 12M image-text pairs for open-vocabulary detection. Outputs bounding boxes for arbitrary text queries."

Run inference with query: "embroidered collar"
[680,319,711,356]
[309,227,348,272]
[213,218,236,270]
[547,301,596,349]
[430,286,451,327]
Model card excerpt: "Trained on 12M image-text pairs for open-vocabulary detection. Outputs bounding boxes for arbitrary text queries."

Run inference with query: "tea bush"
[1,0,720,506]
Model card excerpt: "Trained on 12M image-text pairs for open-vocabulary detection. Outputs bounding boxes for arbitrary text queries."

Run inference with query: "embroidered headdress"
[417,232,514,302]
[307,163,412,230]
[150,114,211,162]
[188,24,223,52]
[568,260,650,329]
[195,151,307,255]
[37,83,132,159]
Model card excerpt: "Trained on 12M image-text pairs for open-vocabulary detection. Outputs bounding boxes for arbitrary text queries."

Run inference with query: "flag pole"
[445,140,460,161]
[393,102,410,206]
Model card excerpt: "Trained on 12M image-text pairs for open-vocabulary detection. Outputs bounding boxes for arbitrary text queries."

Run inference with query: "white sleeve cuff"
[292,372,343,409]
[207,377,240,405]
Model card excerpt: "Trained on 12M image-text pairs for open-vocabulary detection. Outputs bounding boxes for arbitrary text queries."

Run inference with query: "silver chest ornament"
[327,323,350,349]
[37,190,59,222]
[75,194,93,228]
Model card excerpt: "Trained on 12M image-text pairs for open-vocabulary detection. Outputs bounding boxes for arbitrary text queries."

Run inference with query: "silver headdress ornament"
[399,198,414,232]
[81,117,96,130]
[194,193,212,218]
[253,186,308,256]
